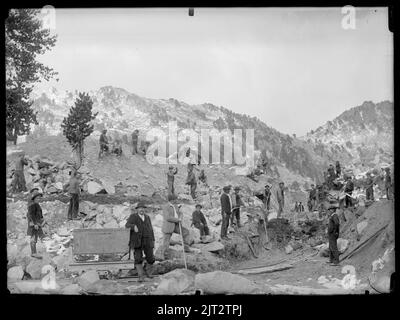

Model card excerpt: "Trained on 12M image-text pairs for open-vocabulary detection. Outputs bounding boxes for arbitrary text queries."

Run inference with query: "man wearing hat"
[365,172,375,201]
[231,186,245,228]
[385,168,392,200]
[186,165,197,199]
[167,165,178,200]
[192,204,210,240]
[157,197,193,260]
[263,185,271,211]
[27,190,46,259]
[276,182,285,218]
[327,204,340,266]
[220,185,233,240]
[125,202,155,282]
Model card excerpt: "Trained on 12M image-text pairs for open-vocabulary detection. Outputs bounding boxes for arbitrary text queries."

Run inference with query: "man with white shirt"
[220,185,232,240]
[125,202,155,282]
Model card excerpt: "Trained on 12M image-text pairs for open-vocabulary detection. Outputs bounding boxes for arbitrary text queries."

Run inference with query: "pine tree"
[61,93,97,169]
[6,9,58,144]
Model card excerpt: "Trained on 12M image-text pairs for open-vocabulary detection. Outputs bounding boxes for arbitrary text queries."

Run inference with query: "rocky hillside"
[301,101,393,171]
[29,86,328,182]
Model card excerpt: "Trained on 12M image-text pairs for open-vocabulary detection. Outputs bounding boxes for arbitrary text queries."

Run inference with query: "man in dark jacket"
[327,164,336,189]
[131,129,139,155]
[27,191,45,259]
[365,172,374,201]
[67,170,81,220]
[327,205,340,265]
[192,204,210,239]
[220,185,232,240]
[231,186,245,228]
[344,176,354,208]
[263,185,271,211]
[11,153,29,193]
[125,202,155,282]
[335,161,341,178]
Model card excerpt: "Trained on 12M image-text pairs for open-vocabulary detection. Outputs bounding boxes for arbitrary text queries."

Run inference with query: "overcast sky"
[36,7,393,136]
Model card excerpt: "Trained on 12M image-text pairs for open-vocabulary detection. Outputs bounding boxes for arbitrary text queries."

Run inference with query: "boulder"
[356,220,369,235]
[337,238,349,254]
[25,256,53,279]
[195,271,259,294]
[153,269,195,295]
[200,241,224,253]
[152,213,164,228]
[61,283,82,295]
[77,270,100,291]
[103,219,119,229]
[87,181,103,194]
[7,266,24,281]
[285,244,293,254]
[112,205,131,222]
[85,280,125,294]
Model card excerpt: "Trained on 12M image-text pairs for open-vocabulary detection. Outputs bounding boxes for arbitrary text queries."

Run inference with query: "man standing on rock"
[125,202,155,282]
[167,165,178,200]
[157,197,192,260]
[67,170,81,220]
[11,153,29,193]
[327,205,340,266]
[308,184,317,212]
[263,184,271,211]
[131,129,139,155]
[220,185,232,240]
[231,186,245,228]
[186,165,197,199]
[99,129,109,158]
[27,191,46,259]
[276,182,285,218]
[365,172,375,201]
[343,176,354,208]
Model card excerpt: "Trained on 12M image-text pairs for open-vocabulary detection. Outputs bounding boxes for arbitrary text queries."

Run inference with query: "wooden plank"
[68,261,136,272]
[72,228,130,255]
[235,263,293,275]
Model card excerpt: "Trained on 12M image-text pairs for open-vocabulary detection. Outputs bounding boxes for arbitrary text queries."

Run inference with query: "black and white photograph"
[5,6,394,298]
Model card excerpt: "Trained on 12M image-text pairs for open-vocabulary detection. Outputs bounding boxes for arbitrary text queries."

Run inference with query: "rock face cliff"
[301,100,393,172]
[28,86,393,182]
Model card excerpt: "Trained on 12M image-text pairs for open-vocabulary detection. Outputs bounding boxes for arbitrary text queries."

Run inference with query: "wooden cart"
[68,228,135,274]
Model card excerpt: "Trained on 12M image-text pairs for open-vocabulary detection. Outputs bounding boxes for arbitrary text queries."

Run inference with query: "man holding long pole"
[157,197,192,262]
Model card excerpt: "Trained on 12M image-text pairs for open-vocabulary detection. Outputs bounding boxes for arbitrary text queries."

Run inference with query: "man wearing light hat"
[125,202,155,282]
[220,185,233,240]
[27,190,46,259]
[157,197,192,260]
